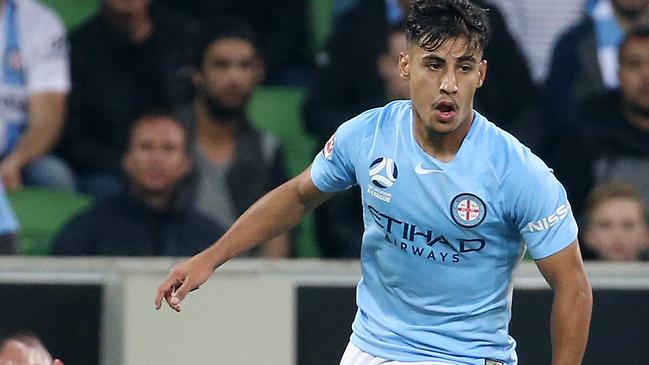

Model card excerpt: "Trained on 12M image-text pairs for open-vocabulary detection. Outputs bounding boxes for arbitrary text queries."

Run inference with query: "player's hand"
[0,156,23,190]
[155,253,216,312]
[53,359,64,365]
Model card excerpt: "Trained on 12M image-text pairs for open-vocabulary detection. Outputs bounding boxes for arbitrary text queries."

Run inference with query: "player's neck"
[413,114,473,163]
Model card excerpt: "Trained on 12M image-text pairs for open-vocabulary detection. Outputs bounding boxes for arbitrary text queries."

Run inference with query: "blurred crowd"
[0,0,647,261]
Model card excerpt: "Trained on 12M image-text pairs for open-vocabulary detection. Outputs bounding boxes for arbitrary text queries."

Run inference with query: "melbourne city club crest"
[450,193,486,228]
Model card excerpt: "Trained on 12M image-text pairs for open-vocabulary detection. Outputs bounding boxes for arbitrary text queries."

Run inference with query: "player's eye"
[427,63,441,71]
[459,64,473,72]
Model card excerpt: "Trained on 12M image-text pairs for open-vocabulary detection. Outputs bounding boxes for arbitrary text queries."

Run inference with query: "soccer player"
[155,1,593,364]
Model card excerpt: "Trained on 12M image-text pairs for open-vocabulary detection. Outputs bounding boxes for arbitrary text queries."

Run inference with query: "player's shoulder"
[16,0,63,26]
[336,99,409,142]
[476,112,552,183]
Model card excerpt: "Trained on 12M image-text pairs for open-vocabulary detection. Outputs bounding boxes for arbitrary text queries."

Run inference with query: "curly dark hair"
[406,0,490,53]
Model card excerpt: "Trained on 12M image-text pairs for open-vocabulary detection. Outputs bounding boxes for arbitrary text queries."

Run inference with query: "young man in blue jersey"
[155,1,593,364]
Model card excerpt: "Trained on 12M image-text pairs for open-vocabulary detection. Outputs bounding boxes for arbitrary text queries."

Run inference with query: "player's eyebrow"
[456,55,477,63]
[421,54,446,63]
[420,54,477,63]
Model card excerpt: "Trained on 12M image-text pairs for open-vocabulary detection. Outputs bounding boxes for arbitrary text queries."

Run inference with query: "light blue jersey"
[310,100,578,365]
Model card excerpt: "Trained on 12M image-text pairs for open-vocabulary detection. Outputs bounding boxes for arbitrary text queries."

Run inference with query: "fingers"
[168,277,195,312]
[53,359,64,365]
[155,275,180,310]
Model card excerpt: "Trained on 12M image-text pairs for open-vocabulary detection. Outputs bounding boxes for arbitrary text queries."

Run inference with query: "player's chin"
[427,119,460,135]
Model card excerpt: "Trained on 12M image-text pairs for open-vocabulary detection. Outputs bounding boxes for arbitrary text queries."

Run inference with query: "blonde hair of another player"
[0,330,63,365]
[584,183,649,261]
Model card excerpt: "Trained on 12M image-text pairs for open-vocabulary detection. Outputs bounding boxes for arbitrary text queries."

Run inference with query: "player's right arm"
[155,166,333,312]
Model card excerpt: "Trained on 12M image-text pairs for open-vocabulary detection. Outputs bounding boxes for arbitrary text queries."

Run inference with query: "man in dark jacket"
[178,19,290,258]
[547,26,649,218]
[52,111,225,256]
[545,0,649,128]
[57,0,202,199]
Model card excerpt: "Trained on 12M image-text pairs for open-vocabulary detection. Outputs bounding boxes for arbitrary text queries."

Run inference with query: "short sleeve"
[508,166,578,260]
[310,119,360,193]
[23,6,70,93]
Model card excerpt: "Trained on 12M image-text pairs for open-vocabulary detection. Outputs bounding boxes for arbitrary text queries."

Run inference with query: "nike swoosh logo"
[415,162,443,174]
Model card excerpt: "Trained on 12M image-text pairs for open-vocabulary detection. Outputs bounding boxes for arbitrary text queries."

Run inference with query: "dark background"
[297,286,649,364]
[0,284,101,365]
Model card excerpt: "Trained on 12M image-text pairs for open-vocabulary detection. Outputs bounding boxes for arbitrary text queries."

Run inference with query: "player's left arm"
[535,239,592,365]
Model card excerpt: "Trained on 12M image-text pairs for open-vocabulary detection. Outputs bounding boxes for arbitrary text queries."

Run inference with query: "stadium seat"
[8,188,93,255]
[40,0,100,30]
[247,86,320,257]
[248,87,316,176]
[309,0,336,57]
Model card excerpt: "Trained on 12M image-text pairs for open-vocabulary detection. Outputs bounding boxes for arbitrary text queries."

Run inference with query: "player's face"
[399,37,487,137]
[123,118,190,195]
[193,39,262,113]
[619,37,649,112]
[585,198,649,261]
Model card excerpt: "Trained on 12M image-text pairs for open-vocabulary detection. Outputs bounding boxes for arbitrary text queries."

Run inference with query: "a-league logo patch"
[450,193,487,228]
[369,156,398,188]
[322,133,336,160]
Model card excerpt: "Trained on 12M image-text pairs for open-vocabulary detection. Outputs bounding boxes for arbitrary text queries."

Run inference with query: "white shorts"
[339,341,456,365]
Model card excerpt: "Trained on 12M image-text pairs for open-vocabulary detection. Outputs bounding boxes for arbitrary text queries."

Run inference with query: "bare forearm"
[9,92,66,165]
[550,276,592,365]
[259,233,291,258]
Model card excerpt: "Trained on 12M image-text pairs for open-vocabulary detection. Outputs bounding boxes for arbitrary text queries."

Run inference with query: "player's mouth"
[434,100,457,122]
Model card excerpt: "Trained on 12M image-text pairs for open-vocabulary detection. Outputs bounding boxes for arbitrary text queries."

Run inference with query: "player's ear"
[477,60,487,88]
[399,52,410,80]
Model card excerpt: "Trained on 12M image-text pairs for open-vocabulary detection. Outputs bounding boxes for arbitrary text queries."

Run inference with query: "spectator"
[545,0,649,128]
[155,0,311,85]
[488,0,586,82]
[314,23,410,258]
[304,0,539,150]
[0,329,63,365]
[57,0,201,199]
[0,183,18,255]
[582,183,649,261]
[0,0,74,191]
[548,26,649,216]
[51,111,225,256]
[177,19,290,258]
[377,23,411,102]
